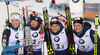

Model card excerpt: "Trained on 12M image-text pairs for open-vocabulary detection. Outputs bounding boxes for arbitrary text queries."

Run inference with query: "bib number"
[79,45,90,51]
[32,39,40,47]
[54,43,65,50]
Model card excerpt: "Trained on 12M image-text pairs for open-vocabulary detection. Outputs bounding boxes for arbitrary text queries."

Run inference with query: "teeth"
[14,24,17,26]
[53,29,56,31]
[13,24,18,27]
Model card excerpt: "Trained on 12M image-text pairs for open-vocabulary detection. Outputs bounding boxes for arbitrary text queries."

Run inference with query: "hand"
[19,40,25,47]
[61,18,65,22]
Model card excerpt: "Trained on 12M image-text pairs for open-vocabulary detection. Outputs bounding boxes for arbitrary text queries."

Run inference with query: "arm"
[3,44,20,52]
[2,29,21,52]
[65,29,70,47]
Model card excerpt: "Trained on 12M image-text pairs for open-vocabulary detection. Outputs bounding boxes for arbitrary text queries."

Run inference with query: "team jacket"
[73,22,100,54]
[2,27,21,55]
[50,24,69,51]
[30,28,42,51]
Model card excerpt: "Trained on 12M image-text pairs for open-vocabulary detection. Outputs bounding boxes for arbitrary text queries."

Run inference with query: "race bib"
[54,42,65,50]
[32,39,40,48]
[78,44,90,51]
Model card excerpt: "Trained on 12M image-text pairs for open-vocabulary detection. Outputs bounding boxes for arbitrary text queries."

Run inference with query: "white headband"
[75,18,80,20]
[10,14,21,22]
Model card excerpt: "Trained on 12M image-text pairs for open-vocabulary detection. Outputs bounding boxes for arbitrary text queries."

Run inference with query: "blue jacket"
[2,28,21,55]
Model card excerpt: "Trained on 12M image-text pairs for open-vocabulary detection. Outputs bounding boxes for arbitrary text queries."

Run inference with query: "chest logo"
[79,39,85,44]
[61,32,64,34]
[15,32,19,39]
[32,32,38,38]
[54,36,60,42]
[72,0,79,3]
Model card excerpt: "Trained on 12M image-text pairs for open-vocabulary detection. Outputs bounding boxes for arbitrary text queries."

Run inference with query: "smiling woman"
[73,17,100,55]
[10,12,20,29]
[50,17,69,55]
[1,12,24,55]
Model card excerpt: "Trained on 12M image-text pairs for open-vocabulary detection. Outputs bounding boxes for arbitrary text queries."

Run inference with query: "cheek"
[30,23,33,25]
[79,26,83,30]
[17,21,20,25]
[35,22,38,25]
[51,27,53,30]
[56,27,59,30]
[51,27,55,32]
[74,27,77,30]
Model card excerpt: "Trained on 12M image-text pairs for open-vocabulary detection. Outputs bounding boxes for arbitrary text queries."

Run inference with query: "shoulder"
[3,27,10,34]
[2,27,11,38]
[3,26,10,31]
[65,28,68,32]
[82,22,92,34]
[90,29,95,33]
[84,22,91,29]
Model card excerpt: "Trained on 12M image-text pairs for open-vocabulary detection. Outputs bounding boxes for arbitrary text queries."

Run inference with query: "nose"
[75,26,78,29]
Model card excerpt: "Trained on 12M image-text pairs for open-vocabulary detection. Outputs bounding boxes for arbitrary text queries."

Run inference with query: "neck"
[10,24,18,31]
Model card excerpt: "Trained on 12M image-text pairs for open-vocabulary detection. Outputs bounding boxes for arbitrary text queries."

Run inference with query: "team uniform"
[73,18,100,55]
[24,16,43,55]
[2,26,21,55]
[50,18,69,55]
[2,12,23,55]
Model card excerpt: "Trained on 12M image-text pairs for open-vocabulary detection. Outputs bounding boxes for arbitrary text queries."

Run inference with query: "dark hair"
[73,17,83,25]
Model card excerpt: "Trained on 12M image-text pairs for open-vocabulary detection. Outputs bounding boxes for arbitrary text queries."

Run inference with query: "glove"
[61,18,66,22]
[19,40,25,47]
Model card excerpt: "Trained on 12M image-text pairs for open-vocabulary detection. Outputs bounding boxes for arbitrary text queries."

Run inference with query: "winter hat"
[54,16,67,26]
[30,11,38,16]
[73,17,84,25]
[29,16,42,24]
[50,17,60,26]
[10,12,21,23]
[33,11,36,13]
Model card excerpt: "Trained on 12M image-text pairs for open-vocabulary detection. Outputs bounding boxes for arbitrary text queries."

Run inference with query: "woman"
[24,15,43,55]
[73,17,100,55]
[50,17,69,55]
[2,12,24,55]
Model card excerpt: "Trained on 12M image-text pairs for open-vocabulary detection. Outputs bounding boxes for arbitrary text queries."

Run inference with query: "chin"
[53,31,57,33]
[14,26,18,28]
[76,31,81,32]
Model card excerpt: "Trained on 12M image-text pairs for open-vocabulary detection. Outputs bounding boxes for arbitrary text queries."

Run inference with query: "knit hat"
[10,12,21,23]
[29,16,42,24]
[73,17,83,25]
[50,18,60,26]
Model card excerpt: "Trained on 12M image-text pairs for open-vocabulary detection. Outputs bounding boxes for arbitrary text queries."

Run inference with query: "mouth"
[75,28,81,32]
[53,29,58,32]
[32,25,36,27]
[12,24,18,28]
[14,24,17,26]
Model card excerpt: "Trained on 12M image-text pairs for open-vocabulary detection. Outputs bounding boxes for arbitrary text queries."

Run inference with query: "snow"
[0,0,100,54]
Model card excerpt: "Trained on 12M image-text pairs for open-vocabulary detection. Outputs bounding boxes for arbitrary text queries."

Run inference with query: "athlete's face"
[30,20,38,28]
[51,24,60,33]
[11,18,20,28]
[74,23,83,32]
